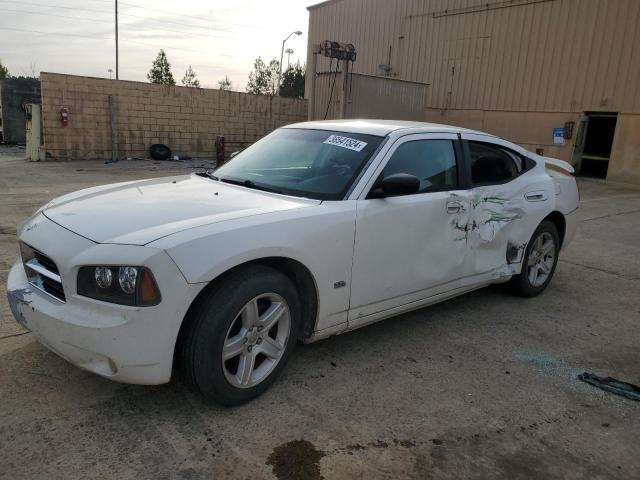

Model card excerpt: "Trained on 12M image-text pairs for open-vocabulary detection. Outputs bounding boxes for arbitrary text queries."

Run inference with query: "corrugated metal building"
[306,0,640,184]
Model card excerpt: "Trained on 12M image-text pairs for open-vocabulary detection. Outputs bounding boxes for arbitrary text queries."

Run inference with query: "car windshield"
[213,128,384,200]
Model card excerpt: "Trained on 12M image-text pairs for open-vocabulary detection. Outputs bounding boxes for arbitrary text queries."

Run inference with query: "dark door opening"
[574,113,617,179]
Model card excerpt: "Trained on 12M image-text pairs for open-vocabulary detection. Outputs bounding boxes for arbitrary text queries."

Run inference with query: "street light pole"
[115,0,119,80]
[278,30,302,96]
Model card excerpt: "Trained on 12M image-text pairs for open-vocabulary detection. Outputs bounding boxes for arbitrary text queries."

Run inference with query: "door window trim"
[463,139,532,187]
[358,133,471,199]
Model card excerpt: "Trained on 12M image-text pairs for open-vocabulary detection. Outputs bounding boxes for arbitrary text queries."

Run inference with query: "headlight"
[77,266,161,306]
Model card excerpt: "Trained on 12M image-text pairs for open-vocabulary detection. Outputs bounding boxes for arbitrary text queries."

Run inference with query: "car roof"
[283,119,495,138]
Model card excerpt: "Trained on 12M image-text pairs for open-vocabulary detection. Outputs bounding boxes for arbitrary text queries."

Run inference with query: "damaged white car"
[7,120,578,405]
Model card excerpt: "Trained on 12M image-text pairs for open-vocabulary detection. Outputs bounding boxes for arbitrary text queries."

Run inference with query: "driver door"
[348,133,473,327]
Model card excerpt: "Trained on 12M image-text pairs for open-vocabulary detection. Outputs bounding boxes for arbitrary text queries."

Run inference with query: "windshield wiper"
[197,170,219,181]
[219,177,283,194]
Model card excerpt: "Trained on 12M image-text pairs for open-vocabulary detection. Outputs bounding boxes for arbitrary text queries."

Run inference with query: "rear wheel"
[513,220,560,297]
[179,265,300,405]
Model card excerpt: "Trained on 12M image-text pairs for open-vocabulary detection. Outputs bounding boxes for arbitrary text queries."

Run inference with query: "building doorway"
[572,113,618,178]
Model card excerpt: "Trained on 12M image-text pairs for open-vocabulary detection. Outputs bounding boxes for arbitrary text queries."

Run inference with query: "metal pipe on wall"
[308,50,318,121]
[339,59,348,119]
[108,95,117,162]
[115,0,119,80]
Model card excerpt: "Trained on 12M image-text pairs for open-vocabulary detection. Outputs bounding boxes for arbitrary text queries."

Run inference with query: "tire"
[178,265,300,406]
[149,143,172,160]
[512,220,560,297]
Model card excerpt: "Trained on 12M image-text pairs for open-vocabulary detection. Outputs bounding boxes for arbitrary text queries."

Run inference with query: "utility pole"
[278,31,302,96]
[115,0,119,80]
[285,48,294,69]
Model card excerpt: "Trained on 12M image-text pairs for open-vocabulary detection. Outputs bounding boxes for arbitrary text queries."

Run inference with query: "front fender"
[150,202,358,332]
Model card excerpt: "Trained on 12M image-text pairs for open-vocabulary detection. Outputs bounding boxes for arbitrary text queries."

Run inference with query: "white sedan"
[7,120,579,405]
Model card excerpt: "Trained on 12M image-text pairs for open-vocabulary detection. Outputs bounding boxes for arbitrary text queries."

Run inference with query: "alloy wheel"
[527,232,556,287]
[222,293,291,389]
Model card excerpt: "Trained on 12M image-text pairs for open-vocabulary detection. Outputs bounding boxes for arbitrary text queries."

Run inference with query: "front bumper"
[6,215,203,385]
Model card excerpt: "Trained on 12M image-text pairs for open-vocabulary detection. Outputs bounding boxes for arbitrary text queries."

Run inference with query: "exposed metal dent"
[506,241,527,264]
[7,287,34,328]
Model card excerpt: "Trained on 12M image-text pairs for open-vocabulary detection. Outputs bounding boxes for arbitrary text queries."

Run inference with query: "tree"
[246,57,280,96]
[147,49,175,85]
[0,59,8,80]
[181,65,200,87]
[217,75,232,91]
[279,62,305,98]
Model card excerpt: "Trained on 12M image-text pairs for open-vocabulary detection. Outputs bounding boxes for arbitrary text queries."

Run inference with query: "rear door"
[459,134,553,285]
[348,133,473,326]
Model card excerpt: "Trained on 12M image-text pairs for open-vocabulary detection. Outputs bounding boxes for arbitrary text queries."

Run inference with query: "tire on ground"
[149,143,172,160]
[178,264,300,405]
[512,220,560,297]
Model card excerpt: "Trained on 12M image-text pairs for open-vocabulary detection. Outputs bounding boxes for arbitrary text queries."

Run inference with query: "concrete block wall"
[40,73,308,160]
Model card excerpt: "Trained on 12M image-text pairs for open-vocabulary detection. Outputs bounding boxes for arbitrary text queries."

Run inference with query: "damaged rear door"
[458,134,553,285]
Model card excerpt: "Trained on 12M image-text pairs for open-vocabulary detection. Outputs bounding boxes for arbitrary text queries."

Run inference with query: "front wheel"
[178,265,300,405]
[512,220,560,297]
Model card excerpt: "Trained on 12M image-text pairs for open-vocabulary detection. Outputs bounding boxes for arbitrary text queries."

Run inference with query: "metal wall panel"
[313,71,342,120]
[345,74,427,119]
[311,71,428,120]
[307,0,640,113]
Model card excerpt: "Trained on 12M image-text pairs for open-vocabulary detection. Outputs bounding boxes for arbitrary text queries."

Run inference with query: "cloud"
[0,0,313,90]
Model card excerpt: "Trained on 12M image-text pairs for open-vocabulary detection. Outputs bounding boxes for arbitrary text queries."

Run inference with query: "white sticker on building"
[323,135,367,152]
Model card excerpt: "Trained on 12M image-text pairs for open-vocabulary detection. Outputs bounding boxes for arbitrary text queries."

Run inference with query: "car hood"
[41,174,320,245]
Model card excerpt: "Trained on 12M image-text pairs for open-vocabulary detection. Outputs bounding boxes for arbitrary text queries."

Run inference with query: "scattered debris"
[578,372,640,402]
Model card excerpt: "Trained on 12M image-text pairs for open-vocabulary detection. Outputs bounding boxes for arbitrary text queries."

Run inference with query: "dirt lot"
[1,147,639,479]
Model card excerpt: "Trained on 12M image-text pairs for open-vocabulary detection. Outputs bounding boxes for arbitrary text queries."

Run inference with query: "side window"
[382,139,458,193]
[469,141,525,185]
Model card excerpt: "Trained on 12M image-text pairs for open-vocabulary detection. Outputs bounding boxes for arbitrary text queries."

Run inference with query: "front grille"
[20,243,66,302]
[33,250,59,275]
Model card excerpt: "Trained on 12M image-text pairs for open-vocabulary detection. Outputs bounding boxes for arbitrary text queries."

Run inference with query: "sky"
[0,0,318,90]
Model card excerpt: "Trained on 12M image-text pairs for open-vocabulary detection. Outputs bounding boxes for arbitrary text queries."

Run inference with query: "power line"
[120,1,266,30]
[0,0,235,34]
[78,0,266,30]
[2,7,112,24]
[0,26,232,57]
[1,7,234,40]
[0,0,112,16]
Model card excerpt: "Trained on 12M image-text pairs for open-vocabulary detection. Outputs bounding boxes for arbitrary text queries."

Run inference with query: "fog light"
[118,266,138,294]
[94,267,113,289]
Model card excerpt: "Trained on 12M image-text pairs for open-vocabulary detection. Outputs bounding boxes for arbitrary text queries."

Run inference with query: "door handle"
[525,191,547,202]
[446,201,462,214]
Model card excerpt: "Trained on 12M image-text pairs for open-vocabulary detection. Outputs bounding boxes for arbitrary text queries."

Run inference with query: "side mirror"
[371,173,420,197]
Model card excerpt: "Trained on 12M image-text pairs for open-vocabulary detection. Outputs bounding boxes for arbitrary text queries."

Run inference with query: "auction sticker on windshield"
[323,135,368,152]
